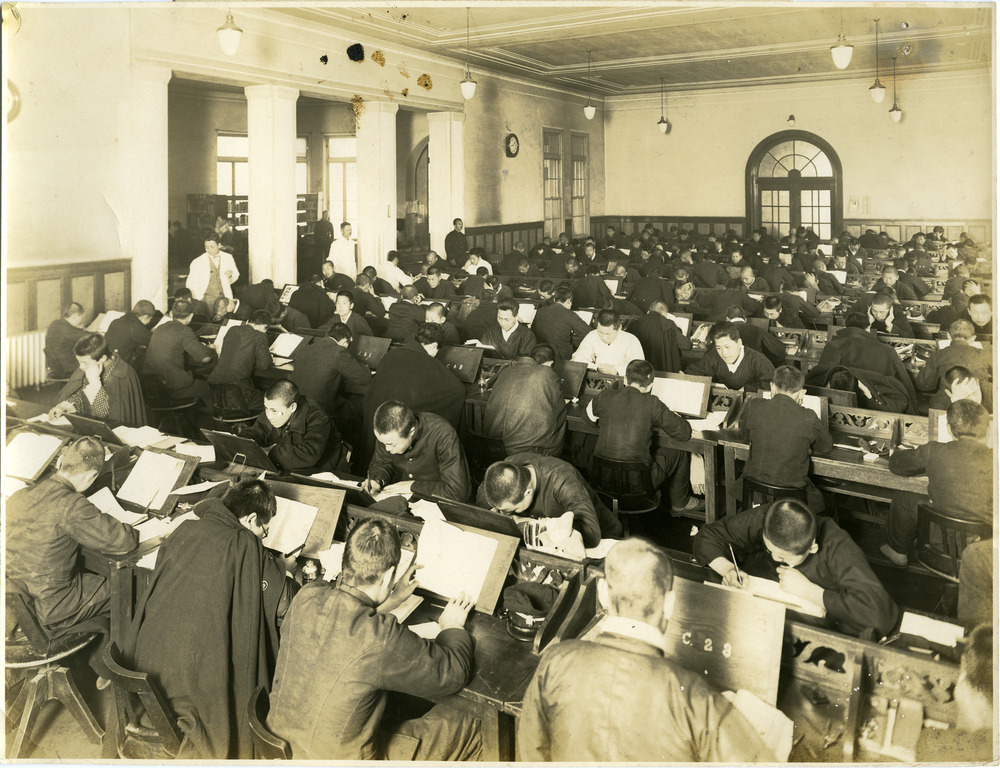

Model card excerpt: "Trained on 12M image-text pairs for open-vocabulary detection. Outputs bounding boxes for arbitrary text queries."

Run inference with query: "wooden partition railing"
[466,221,545,258]
[6,259,131,335]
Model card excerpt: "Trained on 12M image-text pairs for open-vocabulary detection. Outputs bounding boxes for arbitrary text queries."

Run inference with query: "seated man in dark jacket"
[45,302,89,379]
[629,301,692,373]
[124,480,294,759]
[478,453,622,548]
[105,299,156,371]
[143,298,216,402]
[686,321,775,392]
[207,310,272,410]
[385,286,427,342]
[532,287,593,360]
[693,499,899,639]
[243,379,343,472]
[881,400,993,567]
[288,275,336,329]
[479,298,537,359]
[267,519,481,760]
[517,538,773,763]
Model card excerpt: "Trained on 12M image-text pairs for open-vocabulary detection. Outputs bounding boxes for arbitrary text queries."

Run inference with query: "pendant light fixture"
[888,57,902,123]
[830,8,854,69]
[460,8,477,100]
[583,50,596,120]
[657,78,670,134]
[869,18,886,103]
[217,9,243,56]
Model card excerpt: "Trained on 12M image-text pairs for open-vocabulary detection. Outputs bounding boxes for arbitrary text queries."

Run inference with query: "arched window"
[746,131,842,241]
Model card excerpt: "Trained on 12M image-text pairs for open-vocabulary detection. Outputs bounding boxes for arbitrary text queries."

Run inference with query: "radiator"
[6,330,48,390]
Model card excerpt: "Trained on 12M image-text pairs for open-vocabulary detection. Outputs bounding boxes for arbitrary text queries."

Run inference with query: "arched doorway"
[746,131,842,241]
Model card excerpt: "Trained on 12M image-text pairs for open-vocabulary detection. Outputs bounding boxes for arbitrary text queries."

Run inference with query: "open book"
[722,689,794,761]
[706,574,825,618]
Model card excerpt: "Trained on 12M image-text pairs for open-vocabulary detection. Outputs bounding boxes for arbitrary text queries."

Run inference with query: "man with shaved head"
[518,538,773,762]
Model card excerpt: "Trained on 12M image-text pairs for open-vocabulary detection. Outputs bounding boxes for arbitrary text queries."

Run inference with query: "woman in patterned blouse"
[49,332,148,427]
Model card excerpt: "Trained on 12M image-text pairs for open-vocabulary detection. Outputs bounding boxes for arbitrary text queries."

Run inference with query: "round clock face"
[505,133,519,157]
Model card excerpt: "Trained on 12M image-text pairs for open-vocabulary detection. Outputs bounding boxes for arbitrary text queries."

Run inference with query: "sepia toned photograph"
[2,1,996,763]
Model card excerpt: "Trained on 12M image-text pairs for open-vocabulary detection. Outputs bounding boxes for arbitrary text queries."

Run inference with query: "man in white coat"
[186,233,239,316]
[330,222,358,279]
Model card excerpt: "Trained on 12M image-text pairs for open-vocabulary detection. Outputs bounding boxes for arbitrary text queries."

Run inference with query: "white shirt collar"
[501,322,520,341]
[724,345,746,373]
[601,615,667,653]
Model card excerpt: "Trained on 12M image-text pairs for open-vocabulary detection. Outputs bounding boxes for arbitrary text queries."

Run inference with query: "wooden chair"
[741,476,808,511]
[464,428,508,485]
[246,685,291,759]
[209,383,259,432]
[102,642,183,759]
[4,592,104,759]
[589,455,660,537]
[140,373,201,440]
[914,501,992,582]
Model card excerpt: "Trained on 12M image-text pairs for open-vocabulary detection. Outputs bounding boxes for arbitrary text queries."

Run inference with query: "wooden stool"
[741,477,808,511]
[590,455,660,538]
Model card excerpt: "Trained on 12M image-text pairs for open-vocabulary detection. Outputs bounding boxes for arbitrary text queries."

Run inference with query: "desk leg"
[723,446,737,519]
[702,447,717,524]
[108,565,134,649]
[472,701,515,762]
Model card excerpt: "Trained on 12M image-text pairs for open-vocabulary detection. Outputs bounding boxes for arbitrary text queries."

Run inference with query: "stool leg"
[8,671,48,759]
[51,666,104,744]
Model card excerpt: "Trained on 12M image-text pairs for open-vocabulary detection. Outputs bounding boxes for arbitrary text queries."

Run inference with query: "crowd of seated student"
[17,220,993,761]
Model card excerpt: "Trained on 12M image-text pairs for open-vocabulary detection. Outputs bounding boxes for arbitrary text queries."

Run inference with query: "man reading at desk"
[686,321,776,392]
[267,519,481,760]
[693,500,899,639]
[6,437,138,655]
[518,538,774,762]
[242,379,343,472]
[362,401,471,502]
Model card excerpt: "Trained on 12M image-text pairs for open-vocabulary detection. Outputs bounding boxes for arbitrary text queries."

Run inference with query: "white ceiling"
[275,4,992,94]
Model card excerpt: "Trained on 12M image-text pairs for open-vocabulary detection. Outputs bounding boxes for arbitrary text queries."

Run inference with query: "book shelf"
[187,193,319,235]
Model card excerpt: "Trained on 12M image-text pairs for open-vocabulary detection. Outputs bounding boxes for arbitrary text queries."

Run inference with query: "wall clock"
[504,133,519,158]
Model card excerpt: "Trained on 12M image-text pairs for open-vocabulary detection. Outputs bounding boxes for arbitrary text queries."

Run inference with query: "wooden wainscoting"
[591,216,748,241]
[466,222,545,258]
[844,219,992,247]
[6,259,131,336]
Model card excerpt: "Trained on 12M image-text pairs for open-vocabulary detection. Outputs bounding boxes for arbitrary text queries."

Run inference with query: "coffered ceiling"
[275,4,992,94]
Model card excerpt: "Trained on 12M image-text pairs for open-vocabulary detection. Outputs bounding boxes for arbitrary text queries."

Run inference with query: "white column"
[427,111,465,257]
[130,63,172,310]
[245,85,299,287]
[356,101,398,271]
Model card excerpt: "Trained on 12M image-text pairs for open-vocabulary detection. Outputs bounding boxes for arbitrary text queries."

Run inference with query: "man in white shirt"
[463,248,494,276]
[381,251,414,292]
[186,234,239,315]
[571,309,644,377]
[330,222,357,278]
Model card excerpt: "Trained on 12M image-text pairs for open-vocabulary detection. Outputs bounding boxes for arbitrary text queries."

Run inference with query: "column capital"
[427,111,466,125]
[359,100,399,117]
[132,62,172,86]
[244,84,300,103]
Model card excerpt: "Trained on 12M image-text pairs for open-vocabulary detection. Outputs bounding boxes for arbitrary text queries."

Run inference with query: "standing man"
[186,232,240,317]
[330,222,357,279]
[45,303,89,380]
[518,539,773,761]
[444,217,468,267]
[314,210,335,266]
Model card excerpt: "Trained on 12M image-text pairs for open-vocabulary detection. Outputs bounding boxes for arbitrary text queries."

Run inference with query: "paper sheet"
[462,340,496,350]
[379,481,414,498]
[270,333,304,358]
[116,450,188,508]
[650,376,708,418]
[936,413,954,444]
[584,538,618,560]
[603,279,619,294]
[27,412,73,427]
[410,499,446,522]
[154,314,171,329]
[414,519,498,602]
[112,425,168,448]
[4,432,65,481]
[262,496,320,556]
[215,319,243,352]
[4,477,28,498]
[136,550,159,571]
[828,270,847,284]
[687,410,728,432]
[309,471,361,489]
[381,296,397,311]
[760,391,824,421]
[899,612,965,647]
[517,303,538,325]
[134,510,198,543]
[722,689,794,761]
[149,435,187,451]
[172,443,217,463]
[667,313,692,336]
[574,310,594,325]
[98,310,125,334]
[170,479,227,496]
[88,487,146,525]
[318,542,346,581]
[408,622,441,640]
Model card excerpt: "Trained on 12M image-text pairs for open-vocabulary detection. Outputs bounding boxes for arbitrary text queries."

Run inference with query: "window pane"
[779,191,789,206]
[233,162,249,196]
[758,154,778,177]
[296,162,308,195]
[218,135,248,157]
[819,190,831,206]
[328,137,357,158]
[295,137,308,157]
[217,162,232,196]
[813,154,833,176]
[345,163,357,199]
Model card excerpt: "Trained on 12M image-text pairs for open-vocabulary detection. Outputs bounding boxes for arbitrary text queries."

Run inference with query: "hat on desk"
[503,582,557,641]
